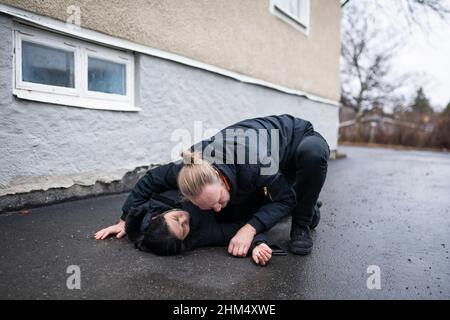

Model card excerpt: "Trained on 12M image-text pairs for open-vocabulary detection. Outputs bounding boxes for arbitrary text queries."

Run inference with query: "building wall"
[0,0,341,102]
[0,13,338,192]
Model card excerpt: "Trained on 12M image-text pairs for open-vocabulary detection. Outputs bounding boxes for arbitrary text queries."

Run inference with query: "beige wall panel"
[1,0,341,101]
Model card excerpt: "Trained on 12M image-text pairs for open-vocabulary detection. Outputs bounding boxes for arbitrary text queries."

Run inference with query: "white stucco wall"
[0,13,338,193]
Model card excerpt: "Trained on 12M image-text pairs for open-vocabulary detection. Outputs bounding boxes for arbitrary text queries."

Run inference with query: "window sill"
[269,1,310,36]
[271,9,309,36]
[13,89,141,112]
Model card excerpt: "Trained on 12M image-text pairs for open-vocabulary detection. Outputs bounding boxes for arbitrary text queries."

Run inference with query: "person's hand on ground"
[228,224,256,257]
[94,219,126,240]
[252,243,272,266]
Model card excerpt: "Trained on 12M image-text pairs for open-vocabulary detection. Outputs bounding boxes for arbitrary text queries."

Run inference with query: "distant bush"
[339,110,449,150]
[428,116,450,149]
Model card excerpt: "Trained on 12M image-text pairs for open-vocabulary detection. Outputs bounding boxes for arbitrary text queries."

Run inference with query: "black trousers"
[291,131,330,227]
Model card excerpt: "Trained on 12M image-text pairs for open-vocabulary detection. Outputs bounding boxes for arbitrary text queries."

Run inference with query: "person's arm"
[94,162,182,240]
[192,203,274,266]
[227,223,257,257]
[252,242,272,266]
[248,172,296,232]
[195,219,242,248]
[94,219,126,240]
[250,233,273,251]
[196,217,273,265]
[251,233,273,266]
[228,172,295,257]
[120,161,182,220]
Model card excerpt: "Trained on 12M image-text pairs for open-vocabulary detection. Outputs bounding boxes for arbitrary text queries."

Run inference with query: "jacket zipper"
[263,186,273,201]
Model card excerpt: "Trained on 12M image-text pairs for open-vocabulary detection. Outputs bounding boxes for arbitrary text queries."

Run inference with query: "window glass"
[88,57,126,95]
[22,41,75,88]
[276,0,300,18]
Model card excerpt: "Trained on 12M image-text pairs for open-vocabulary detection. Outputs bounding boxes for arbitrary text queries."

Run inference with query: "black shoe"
[289,224,313,255]
[309,201,322,230]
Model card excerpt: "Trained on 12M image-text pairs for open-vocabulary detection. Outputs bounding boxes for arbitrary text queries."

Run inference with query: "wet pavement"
[0,145,449,299]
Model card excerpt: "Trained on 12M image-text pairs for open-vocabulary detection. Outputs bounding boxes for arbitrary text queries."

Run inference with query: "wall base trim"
[0,165,155,213]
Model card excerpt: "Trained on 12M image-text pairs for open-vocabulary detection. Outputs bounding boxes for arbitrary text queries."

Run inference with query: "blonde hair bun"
[178,149,220,198]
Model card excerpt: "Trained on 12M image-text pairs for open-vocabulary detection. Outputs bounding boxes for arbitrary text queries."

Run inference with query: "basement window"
[270,0,310,35]
[13,24,138,112]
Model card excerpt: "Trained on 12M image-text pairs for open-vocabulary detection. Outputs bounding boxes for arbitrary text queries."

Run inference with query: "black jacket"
[122,114,314,232]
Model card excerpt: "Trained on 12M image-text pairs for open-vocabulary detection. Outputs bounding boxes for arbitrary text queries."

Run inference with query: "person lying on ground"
[95,190,276,266]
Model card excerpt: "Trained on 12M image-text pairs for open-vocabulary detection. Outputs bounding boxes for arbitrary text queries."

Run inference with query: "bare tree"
[340,5,402,114]
[342,0,450,18]
[340,0,450,115]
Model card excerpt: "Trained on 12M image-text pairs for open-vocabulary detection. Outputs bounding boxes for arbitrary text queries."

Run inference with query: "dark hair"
[125,206,149,242]
[135,213,184,256]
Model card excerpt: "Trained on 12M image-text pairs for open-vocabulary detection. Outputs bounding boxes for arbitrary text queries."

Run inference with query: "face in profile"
[190,182,230,213]
[163,210,191,240]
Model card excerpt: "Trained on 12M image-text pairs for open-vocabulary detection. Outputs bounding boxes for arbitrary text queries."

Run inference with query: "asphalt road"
[0,145,449,299]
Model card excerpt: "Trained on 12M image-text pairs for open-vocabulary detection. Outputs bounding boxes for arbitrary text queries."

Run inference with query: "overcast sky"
[344,0,450,112]
[392,13,450,111]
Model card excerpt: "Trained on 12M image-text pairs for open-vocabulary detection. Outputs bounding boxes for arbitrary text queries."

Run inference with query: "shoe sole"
[289,243,312,255]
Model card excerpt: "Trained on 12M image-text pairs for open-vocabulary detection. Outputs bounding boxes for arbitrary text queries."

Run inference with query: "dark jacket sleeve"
[250,232,273,252]
[195,221,241,248]
[120,162,182,220]
[195,221,273,251]
[247,172,296,232]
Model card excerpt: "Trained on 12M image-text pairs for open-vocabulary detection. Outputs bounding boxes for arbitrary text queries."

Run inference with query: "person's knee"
[296,145,328,170]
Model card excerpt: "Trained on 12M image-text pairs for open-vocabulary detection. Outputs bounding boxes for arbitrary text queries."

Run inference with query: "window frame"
[83,45,134,102]
[15,30,81,96]
[269,0,311,35]
[13,24,138,112]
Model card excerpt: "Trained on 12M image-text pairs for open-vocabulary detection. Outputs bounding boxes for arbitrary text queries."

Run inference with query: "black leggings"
[292,131,330,227]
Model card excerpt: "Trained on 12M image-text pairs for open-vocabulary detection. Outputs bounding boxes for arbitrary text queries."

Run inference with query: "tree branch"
[341,0,351,8]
